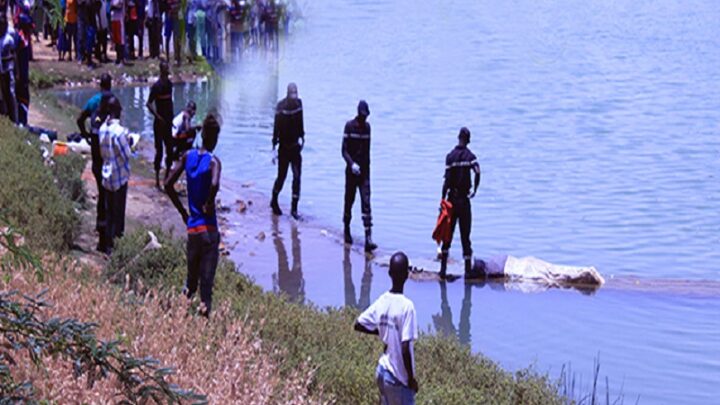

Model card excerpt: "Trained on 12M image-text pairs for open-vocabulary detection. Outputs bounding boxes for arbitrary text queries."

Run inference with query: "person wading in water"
[271,82,305,220]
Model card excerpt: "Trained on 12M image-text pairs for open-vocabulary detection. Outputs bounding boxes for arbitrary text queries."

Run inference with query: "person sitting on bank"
[165,113,223,317]
[172,100,202,157]
[99,97,133,255]
[355,252,419,405]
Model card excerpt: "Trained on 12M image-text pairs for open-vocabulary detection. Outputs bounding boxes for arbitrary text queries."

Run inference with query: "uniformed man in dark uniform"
[342,100,377,253]
[271,82,304,220]
[440,127,481,279]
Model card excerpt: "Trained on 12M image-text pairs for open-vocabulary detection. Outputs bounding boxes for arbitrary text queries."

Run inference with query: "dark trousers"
[0,72,17,124]
[96,28,109,60]
[186,231,220,315]
[90,134,107,234]
[104,183,128,253]
[15,46,30,126]
[187,23,197,60]
[441,196,472,259]
[126,19,138,58]
[344,171,372,228]
[137,21,145,58]
[148,18,161,58]
[153,119,173,174]
[273,148,301,200]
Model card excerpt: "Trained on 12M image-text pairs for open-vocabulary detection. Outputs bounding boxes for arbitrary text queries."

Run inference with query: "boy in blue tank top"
[165,113,222,317]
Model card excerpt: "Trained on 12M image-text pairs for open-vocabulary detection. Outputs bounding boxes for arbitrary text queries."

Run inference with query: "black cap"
[357,100,370,117]
[458,127,471,141]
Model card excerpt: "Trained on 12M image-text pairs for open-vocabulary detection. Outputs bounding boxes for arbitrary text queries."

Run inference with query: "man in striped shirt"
[440,127,480,280]
[99,97,133,254]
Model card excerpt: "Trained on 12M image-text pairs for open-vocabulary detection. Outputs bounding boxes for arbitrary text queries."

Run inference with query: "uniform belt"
[187,225,217,234]
[446,160,478,169]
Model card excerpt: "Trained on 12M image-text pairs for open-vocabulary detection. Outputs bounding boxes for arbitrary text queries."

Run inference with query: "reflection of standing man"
[342,100,377,253]
[342,246,373,310]
[271,215,305,303]
[432,281,473,345]
[440,127,480,279]
[271,82,304,219]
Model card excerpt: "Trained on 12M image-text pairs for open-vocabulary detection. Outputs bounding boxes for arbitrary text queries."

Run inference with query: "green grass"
[0,119,82,251]
[109,227,567,405]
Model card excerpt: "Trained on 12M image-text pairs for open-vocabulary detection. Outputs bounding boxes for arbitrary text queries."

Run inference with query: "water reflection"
[271,216,305,303]
[433,281,473,345]
[343,247,373,311]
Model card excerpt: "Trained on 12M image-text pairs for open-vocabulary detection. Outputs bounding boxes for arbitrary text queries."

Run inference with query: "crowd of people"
[12,0,294,68]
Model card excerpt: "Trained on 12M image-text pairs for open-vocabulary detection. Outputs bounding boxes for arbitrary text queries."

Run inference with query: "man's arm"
[402,341,418,392]
[353,321,379,335]
[164,152,189,224]
[272,107,280,149]
[202,156,221,215]
[471,163,480,198]
[76,110,91,139]
[145,88,163,123]
[298,100,305,148]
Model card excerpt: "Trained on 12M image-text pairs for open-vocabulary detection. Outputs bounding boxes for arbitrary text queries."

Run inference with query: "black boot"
[344,223,353,244]
[464,257,480,279]
[270,191,282,216]
[364,228,378,253]
[291,197,300,220]
[439,252,448,280]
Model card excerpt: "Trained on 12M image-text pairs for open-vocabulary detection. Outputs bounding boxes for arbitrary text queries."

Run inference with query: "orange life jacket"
[432,199,454,245]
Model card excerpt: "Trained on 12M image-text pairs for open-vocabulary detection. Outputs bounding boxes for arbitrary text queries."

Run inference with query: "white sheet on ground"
[504,256,605,288]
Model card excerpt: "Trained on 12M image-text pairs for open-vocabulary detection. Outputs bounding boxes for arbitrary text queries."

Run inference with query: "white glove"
[351,163,361,176]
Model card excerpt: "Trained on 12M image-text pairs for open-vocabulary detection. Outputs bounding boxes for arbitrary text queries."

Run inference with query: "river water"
[59,0,720,403]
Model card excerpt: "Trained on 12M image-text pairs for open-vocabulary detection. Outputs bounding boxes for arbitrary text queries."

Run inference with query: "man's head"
[202,113,221,152]
[186,101,197,116]
[99,73,112,91]
[389,251,409,289]
[458,127,471,146]
[160,60,170,78]
[107,97,122,119]
[357,100,370,123]
[286,82,298,100]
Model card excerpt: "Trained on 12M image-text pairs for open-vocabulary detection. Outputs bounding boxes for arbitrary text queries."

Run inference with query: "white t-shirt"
[357,291,418,386]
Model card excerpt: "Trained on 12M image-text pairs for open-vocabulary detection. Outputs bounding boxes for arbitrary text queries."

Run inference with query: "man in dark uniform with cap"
[440,127,480,279]
[271,82,305,220]
[343,100,377,253]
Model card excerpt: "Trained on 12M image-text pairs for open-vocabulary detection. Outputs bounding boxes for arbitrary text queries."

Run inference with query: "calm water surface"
[60,0,720,403]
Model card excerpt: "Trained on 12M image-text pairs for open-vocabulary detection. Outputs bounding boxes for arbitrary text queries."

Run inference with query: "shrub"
[110,227,566,405]
[0,119,79,251]
[52,153,87,205]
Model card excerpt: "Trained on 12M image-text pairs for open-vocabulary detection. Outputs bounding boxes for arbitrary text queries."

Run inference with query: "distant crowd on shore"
[2,0,297,69]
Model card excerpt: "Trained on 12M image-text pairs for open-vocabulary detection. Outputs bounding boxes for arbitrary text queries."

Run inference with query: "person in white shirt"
[172,100,201,158]
[355,252,419,405]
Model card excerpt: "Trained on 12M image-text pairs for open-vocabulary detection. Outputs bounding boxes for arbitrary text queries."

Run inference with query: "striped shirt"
[100,119,132,191]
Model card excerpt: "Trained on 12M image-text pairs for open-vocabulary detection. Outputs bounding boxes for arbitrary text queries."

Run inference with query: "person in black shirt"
[271,82,304,219]
[342,100,377,253]
[146,60,174,189]
[440,127,480,279]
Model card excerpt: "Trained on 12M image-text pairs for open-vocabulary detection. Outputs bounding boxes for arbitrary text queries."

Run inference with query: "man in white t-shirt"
[355,252,419,405]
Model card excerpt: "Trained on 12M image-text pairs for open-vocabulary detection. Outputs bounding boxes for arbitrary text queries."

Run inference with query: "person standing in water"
[270,82,304,219]
[146,60,174,188]
[343,100,377,252]
[165,113,223,317]
[439,127,480,279]
[355,252,419,404]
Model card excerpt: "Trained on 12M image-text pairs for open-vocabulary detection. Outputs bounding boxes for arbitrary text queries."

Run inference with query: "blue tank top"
[185,149,217,231]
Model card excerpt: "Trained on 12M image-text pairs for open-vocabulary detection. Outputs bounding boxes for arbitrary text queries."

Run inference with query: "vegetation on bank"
[30,58,215,90]
[0,119,82,251]
[110,228,567,405]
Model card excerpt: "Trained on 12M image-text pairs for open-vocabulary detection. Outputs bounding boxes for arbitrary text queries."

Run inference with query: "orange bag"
[432,199,454,245]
